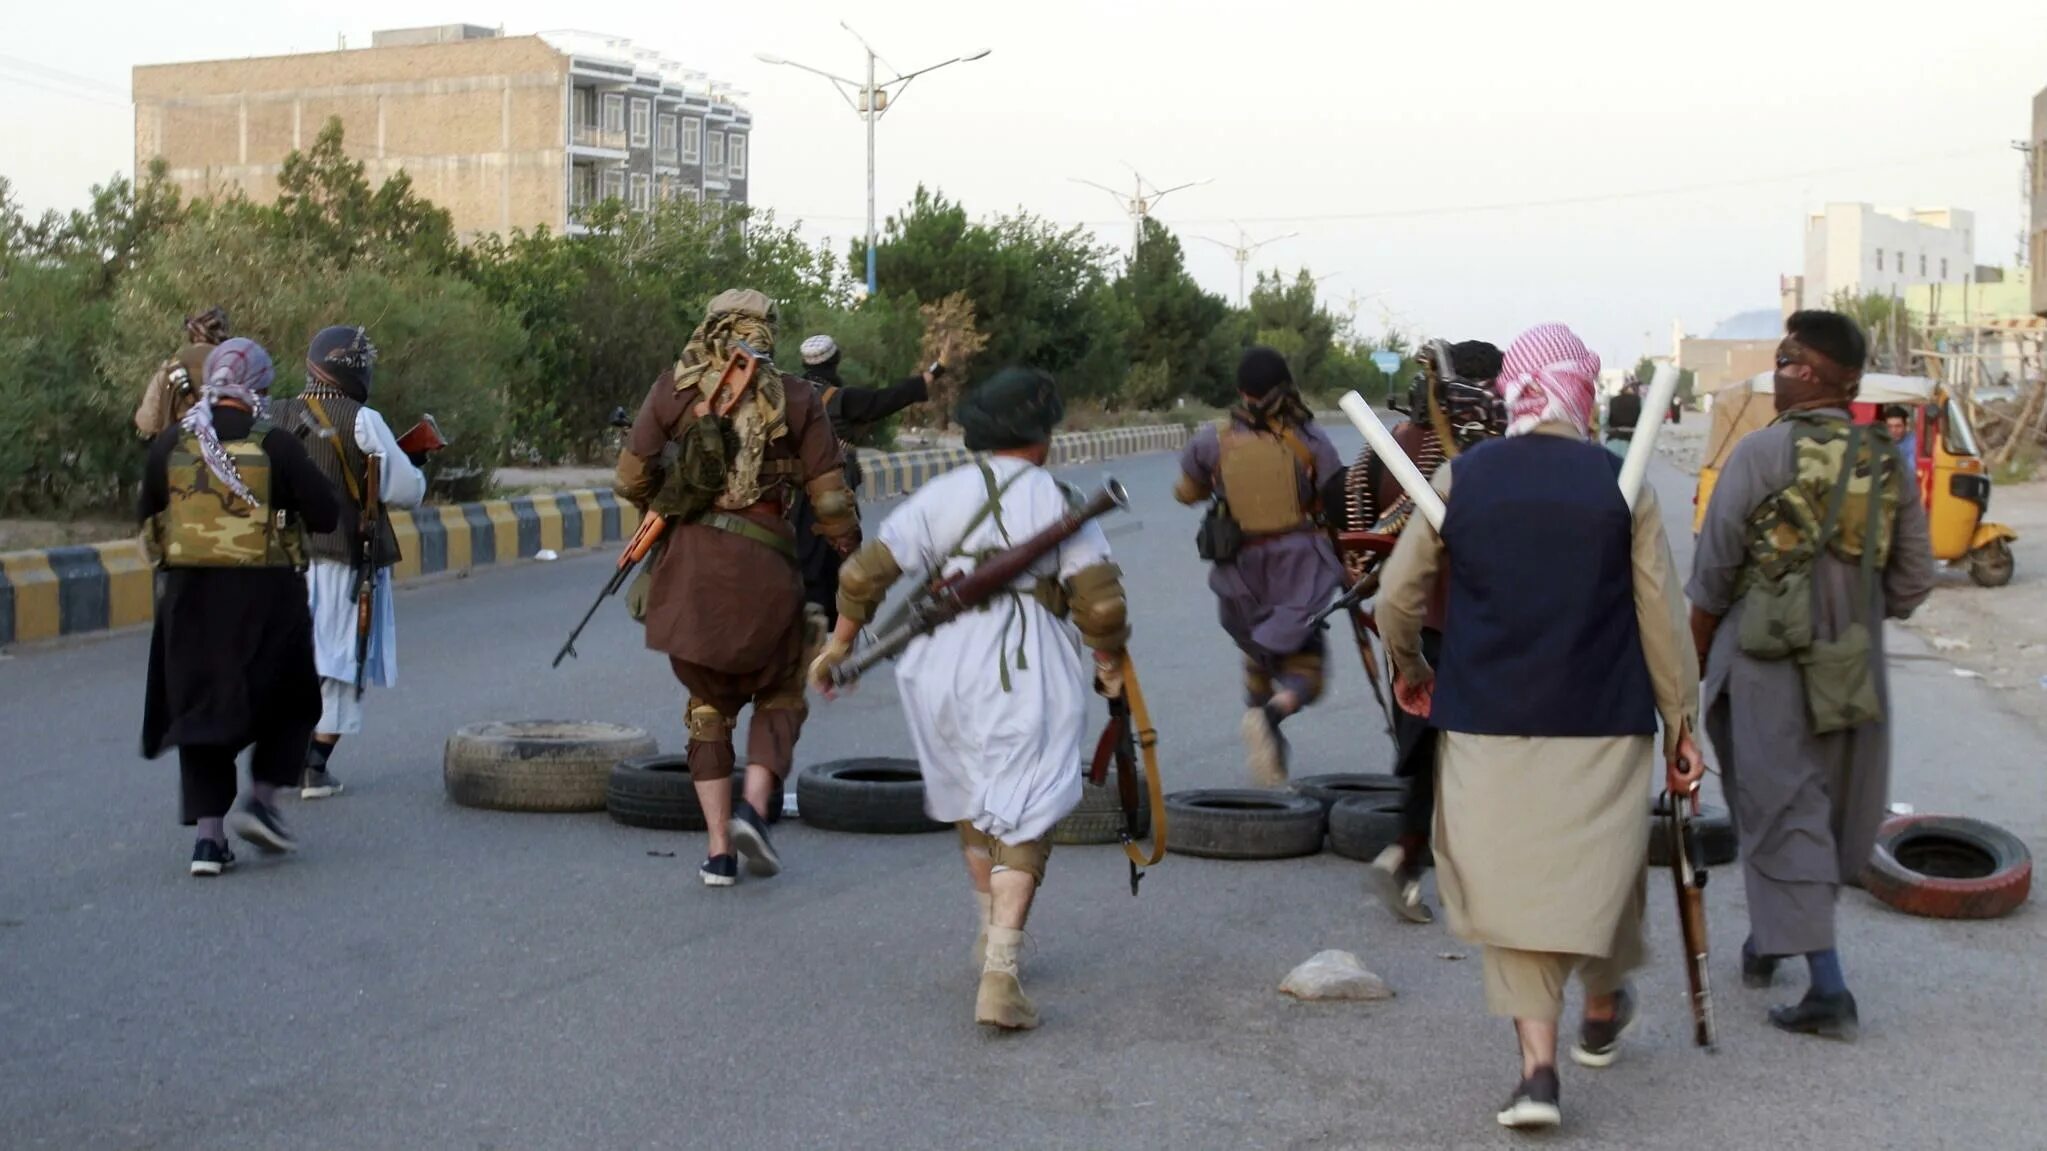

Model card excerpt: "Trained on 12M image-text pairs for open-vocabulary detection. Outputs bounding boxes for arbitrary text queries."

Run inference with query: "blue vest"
[1431,435,1657,737]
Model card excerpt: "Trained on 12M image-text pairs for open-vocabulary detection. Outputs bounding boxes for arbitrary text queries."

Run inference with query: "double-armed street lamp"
[757,26,990,297]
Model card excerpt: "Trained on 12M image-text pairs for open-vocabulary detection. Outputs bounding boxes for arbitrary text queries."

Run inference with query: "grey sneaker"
[730,801,782,878]
[300,767,343,800]
[1365,844,1434,924]
[1495,1066,1561,1130]
[1570,983,1638,1068]
[228,798,297,854]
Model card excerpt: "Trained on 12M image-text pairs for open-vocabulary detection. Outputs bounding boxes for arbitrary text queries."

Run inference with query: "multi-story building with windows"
[132,24,753,239]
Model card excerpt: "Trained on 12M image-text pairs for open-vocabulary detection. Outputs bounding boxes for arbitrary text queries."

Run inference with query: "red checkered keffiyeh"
[1496,323,1600,439]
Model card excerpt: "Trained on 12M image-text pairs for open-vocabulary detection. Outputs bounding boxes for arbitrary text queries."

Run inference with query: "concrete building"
[1800,202,1977,310]
[2033,86,2045,317]
[132,25,751,240]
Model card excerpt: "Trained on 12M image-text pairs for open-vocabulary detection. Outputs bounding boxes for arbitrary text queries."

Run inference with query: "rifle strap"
[1115,651,1168,869]
[303,395,365,506]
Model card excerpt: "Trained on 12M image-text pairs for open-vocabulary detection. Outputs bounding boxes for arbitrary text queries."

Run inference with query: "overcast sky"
[4,0,2044,364]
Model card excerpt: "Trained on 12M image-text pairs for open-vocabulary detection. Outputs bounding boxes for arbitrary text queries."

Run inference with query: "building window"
[1896,251,1904,275]
[707,131,725,171]
[630,172,651,211]
[574,87,595,126]
[601,168,625,202]
[572,165,598,209]
[656,114,677,160]
[681,118,702,163]
[728,135,746,178]
[629,98,651,148]
[602,93,625,134]
[1875,249,1883,271]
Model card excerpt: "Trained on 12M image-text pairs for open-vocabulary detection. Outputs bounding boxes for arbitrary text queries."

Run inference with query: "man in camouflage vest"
[271,325,427,799]
[134,307,231,440]
[1687,310,1936,1041]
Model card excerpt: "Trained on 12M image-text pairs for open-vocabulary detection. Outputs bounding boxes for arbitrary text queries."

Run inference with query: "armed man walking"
[1175,347,1346,786]
[792,333,933,626]
[134,307,231,440]
[1689,310,1935,1041]
[1376,323,1702,1131]
[1325,338,1505,924]
[139,338,339,875]
[616,291,857,889]
[272,325,427,799]
[811,368,1130,1032]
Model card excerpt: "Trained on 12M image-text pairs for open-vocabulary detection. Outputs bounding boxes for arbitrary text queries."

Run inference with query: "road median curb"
[0,424,1192,647]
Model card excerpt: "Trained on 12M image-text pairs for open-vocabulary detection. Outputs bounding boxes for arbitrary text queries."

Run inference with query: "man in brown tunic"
[134,307,231,440]
[615,290,857,888]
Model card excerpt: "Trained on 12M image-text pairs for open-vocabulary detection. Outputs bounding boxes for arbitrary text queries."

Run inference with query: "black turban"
[1236,346,1292,398]
[307,324,378,402]
[1448,340,1503,383]
[957,367,1064,451]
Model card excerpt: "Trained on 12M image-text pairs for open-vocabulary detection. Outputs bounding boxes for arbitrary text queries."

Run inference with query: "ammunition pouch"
[626,537,666,622]
[1798,623,1882,735]
[1196,499,1244,563]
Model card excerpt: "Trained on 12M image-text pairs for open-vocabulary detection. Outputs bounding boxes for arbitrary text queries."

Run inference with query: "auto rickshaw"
[1694,371,2017,587]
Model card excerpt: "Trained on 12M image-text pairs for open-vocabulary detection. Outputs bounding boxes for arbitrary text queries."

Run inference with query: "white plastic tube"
[1338,391,1445,530]
[1618,363,1680,510]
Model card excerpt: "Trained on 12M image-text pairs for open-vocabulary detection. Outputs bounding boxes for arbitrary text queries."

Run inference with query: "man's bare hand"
[1666,728,1706,794]
[1393,670,1434,718]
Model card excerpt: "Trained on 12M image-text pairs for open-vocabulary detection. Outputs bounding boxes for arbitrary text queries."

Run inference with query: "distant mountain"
[1706,310,1782,340]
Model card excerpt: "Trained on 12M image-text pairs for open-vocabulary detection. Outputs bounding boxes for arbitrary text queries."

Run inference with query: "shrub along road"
[0,433,2039,1149]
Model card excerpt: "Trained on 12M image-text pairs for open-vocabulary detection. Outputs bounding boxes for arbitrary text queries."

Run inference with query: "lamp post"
[757,29,989,297]
[1197,224,1299,306]
[1073,169,1212,255]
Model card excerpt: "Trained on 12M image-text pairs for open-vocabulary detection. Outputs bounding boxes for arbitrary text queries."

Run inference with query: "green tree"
[273,118,459,271]
[1116,218,1232,406]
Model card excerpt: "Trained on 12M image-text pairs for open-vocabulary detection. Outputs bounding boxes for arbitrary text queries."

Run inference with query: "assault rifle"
[1659,785,1717,1049]
[830,478,1131,688]
[352,456,381,700]
[553,510,667,668]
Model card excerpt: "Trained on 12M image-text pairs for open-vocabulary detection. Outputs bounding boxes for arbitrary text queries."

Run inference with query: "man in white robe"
[812,367,1130,1031]
[273,325,426,798]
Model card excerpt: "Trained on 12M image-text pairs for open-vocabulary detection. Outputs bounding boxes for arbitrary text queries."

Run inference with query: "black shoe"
[700,853,739,887]
[1769,990,1859,1042]
[300,767,343,800]
[730,801,782,878]
[228,798,297,854]
[1742,939,1779,989]
[1570,984,1638,1068]
[189,838,236,877]
[1495,1065,1562,1130]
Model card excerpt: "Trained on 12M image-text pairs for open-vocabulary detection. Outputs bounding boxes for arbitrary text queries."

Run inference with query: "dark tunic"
[621,371,842,680]
[794,368,930,618]
[139,408,341,758]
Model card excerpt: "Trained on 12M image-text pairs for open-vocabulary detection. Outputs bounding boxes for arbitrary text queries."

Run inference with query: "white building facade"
[1803,203,1976,309]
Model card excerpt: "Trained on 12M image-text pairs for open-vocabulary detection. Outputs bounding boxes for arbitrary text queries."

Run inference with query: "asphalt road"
[2,430,2040,1150]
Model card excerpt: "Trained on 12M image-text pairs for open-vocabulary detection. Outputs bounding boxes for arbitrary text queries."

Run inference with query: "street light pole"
[757,32,990,298]
[1072,169,1212,257]
[1197,224,1299,306]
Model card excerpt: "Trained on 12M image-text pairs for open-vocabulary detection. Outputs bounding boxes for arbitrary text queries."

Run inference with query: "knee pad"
[687,700,735,744]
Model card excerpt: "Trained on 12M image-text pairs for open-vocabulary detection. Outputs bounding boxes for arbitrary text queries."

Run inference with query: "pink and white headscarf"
[181,337,275,507]
[1495,323,1601,438]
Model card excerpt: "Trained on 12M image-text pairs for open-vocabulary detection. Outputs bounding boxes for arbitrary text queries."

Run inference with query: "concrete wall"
[1803,202,1976,307]
[133,36,569,238]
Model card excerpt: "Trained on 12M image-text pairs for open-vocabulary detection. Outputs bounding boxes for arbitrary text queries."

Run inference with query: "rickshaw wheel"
[1967,540,2015,588]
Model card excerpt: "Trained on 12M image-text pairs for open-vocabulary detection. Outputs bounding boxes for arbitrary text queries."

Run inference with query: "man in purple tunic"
[1175,347,1347,784]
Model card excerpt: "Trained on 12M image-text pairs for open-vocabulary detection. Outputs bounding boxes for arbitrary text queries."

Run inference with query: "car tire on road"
[1862,814,2032,919]
[444,720,658,813]
[1968,539,2015,588]
[1327,795,1406,862]
[1050,773,1150,845]
[607,754,705,831]
[1291,773,1406,819]
[1163,789,1325,860]
[796,758,946,834]
[1646,801,1738,869]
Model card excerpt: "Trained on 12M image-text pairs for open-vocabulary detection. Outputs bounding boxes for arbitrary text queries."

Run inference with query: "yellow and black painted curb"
[0,425,1192,648]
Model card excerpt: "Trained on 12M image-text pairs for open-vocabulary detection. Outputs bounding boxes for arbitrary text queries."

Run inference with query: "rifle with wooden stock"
[829,477,1131,687]
[1660,784,1717,1049]
[352,455,381,700]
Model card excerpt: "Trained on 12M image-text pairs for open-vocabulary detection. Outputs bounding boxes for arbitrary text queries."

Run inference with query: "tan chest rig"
[1216,421,1318,536]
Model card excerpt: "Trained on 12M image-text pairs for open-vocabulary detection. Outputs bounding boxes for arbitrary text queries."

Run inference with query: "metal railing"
[571,123,629,151]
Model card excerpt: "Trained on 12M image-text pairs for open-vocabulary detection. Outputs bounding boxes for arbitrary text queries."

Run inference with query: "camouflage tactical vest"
[151,421,309,570]
[1737,411,1903,599]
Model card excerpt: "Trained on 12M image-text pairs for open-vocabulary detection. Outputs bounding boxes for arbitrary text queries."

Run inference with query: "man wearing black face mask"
[272,325,427,799]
